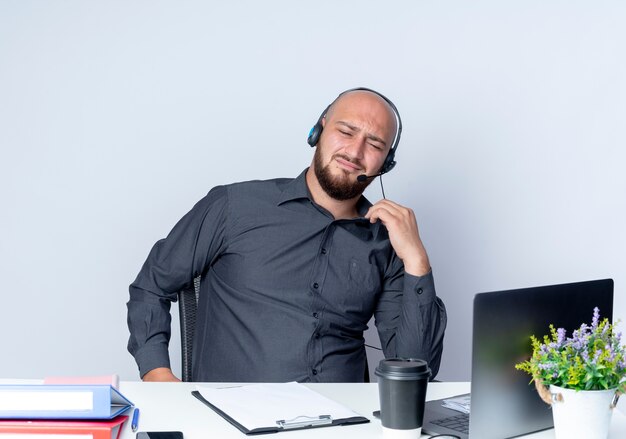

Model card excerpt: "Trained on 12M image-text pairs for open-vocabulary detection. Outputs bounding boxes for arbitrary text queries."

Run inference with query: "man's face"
[312,91,396,201]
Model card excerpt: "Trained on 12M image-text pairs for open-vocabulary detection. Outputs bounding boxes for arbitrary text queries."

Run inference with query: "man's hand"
[365,199,431,276]
[142,367,181,382]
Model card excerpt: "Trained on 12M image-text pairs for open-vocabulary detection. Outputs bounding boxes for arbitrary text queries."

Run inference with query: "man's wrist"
[142,367,180,382]
[401,244,431,277]
[403,255,431,277]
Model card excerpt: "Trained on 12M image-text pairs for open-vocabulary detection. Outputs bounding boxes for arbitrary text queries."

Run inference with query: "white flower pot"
[549,385,619,439]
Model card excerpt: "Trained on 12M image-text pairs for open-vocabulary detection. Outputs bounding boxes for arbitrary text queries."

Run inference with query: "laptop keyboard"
[431,413,470,434]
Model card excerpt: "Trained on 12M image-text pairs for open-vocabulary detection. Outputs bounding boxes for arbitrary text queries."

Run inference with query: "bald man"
[127,88,447,382]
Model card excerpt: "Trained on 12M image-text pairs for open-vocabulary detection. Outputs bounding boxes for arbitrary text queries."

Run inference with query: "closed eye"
[335,121,388,150]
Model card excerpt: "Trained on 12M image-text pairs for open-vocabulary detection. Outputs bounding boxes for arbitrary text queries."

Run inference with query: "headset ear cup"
[307,123,323,147]
[382,155,396,174]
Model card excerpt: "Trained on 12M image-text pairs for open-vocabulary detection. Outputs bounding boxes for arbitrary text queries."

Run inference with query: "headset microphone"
[357,172,388,199]
[357,173,383,182]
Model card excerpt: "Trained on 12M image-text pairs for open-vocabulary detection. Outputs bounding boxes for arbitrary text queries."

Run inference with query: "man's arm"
[366,199,447,378]
[126,185,229,381]
[373,268,447,377]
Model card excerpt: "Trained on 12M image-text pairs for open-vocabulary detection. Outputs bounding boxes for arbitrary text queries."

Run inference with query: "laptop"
[422,278,614,439]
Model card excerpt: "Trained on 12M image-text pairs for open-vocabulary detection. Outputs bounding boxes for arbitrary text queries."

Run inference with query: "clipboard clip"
[276,414,332,429]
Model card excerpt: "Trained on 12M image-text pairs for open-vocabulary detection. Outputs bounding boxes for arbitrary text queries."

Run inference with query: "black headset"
[306,87,403,176]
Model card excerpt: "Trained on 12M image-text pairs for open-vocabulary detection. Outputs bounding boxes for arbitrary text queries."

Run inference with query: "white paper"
[0,392,93,411]
[441,395,471,414]
[197,382,363,431]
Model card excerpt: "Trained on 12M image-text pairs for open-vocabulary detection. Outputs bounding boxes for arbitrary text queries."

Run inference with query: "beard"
[313,147,371,201]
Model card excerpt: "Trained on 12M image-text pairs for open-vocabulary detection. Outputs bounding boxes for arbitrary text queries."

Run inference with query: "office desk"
[119,381,626,438]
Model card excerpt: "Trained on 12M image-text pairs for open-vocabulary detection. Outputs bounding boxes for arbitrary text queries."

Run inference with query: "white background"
[1,0,624,381]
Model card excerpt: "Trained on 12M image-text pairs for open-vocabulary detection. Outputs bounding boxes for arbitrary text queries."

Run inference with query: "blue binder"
[0,384,133,419]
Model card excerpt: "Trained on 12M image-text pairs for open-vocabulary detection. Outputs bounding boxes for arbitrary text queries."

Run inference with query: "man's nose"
[343,137,366,159]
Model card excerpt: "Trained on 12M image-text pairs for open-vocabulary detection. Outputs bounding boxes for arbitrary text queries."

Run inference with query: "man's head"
[309,89,400,201]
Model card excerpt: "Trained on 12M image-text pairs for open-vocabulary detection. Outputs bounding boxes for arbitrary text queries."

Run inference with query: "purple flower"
[581,349,590,363]
[557,328,566,345]
[592,307,600,329]
[570,337,585,351]
[608,350,616,362]
[580,323,589,334]
[539,345,549,355]
[602,324,609,335]
[611,332,622,351]
[592,349,602,365]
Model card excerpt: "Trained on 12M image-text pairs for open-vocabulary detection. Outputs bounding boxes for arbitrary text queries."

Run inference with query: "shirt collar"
[278,168,372,218]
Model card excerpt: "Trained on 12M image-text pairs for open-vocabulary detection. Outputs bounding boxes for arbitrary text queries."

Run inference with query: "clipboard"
[191,382,369,435]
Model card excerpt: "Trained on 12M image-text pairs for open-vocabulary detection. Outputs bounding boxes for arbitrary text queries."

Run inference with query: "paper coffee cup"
[375,358,431,439]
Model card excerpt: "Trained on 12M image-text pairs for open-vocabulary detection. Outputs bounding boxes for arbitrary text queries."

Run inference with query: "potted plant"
[515,307,625,439]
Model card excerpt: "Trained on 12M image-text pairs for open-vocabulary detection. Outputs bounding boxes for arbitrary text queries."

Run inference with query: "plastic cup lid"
[375,358,431,380]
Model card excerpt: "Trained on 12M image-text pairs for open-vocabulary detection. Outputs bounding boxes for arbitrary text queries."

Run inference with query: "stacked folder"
[0,384,133,438]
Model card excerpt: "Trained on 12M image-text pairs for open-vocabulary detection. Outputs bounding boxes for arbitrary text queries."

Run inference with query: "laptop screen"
[468,278,614,439]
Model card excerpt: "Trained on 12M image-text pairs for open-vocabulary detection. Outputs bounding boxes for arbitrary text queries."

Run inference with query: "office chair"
[178,276,201,382]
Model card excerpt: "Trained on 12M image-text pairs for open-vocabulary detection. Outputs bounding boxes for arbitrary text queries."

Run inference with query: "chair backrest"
[178,277,201,382]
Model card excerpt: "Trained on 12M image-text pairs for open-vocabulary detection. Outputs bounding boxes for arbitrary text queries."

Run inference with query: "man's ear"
[321,116,326,127]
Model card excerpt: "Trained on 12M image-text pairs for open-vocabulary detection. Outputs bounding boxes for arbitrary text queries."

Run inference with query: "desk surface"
[117,381,626,439]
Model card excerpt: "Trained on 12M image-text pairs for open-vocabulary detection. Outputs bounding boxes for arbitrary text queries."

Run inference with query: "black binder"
[191,384,369,435]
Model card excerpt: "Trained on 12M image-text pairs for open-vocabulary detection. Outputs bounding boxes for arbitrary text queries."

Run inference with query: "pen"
[131,408,140,432]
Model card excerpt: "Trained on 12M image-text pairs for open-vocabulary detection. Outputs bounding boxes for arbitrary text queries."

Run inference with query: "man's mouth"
[333,155,362,172]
